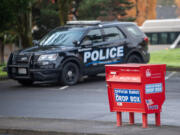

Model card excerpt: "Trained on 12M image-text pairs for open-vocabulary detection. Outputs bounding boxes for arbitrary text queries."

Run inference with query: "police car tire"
[127,54,143,63]
[18,80,33,86]
[61,62,80,85]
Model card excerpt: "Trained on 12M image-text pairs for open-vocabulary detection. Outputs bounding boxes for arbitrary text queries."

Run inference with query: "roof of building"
[140,19,180,33]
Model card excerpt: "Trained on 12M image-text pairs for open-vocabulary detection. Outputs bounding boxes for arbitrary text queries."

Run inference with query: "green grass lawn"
[0,65,7,77]
[149,48,180,68]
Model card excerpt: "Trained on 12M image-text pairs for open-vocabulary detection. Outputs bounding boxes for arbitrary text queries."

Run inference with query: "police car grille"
[14,55,31,64]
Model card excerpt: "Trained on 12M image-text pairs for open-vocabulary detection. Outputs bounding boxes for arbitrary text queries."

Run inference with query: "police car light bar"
[67,20,101,25]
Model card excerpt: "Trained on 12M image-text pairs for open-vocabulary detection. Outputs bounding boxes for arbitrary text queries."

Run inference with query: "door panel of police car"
[79,28,105,74]
[100,26,126,65]
[79,26,126,75]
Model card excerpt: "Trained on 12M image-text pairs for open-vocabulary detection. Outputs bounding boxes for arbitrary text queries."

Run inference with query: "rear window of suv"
[125,25,143,37]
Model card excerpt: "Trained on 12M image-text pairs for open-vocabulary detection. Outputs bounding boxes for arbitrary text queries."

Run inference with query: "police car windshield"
[39,28,84,46]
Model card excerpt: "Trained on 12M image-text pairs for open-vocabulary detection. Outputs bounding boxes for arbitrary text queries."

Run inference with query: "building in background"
[156,5,177,19]
[126,0,180,26]
[129,0,180,47]
[140,19,180,47]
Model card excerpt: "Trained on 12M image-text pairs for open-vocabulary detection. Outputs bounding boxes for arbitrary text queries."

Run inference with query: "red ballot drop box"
[105,64,166,128]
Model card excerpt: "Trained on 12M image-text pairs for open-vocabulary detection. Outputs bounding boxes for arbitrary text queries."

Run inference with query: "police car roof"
[66,21,135,28]
[52,26,86,32]
[67,21,101,25]
[51,21,135,32]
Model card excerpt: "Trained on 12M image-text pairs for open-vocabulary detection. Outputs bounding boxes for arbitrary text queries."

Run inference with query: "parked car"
[7,21,150,86]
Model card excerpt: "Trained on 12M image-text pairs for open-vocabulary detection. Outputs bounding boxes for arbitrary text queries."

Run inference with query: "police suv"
[7,21,150,86]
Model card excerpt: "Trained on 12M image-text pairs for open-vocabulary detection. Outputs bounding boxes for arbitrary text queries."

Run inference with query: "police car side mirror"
[73,40,80,47]
[33,40,39,46]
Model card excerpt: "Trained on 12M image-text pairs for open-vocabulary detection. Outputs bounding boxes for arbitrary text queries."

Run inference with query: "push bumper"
[8,65,60,82]
[30,69,60,81]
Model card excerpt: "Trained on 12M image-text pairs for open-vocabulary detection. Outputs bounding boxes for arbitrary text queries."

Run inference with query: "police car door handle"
[93,43,104,48]
[82,44,91,48]
[122,40,129,44]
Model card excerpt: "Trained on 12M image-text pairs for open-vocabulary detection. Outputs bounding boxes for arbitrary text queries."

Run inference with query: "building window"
[151,33,158,45]
[146,32,180,45]
[169,32,179,44]
[159,33,168,44]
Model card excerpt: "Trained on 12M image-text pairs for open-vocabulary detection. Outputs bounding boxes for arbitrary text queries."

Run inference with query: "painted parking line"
[59,86,69,90]
[165,72,176,80]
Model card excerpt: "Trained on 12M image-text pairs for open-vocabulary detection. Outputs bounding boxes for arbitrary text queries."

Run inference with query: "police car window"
[103,27,125,42]
[125,25,143,37]
[86,29,103,43]
[39,28,84,46]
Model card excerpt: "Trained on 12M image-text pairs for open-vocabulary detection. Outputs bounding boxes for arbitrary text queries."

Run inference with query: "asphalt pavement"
[0,71,180,135]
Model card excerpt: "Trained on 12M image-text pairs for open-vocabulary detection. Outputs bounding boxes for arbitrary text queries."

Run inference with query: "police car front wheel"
[61,62,80,85]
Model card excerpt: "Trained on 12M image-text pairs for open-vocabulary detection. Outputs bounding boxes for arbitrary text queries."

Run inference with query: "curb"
[1,117,180,135]
[166,67,180,72]
[0,128,104,135]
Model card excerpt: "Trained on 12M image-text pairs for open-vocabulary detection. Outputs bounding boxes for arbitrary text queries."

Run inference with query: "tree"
[57,0,72,25]
[78,0,104,20]
[11,0,33,49]
[175,0,180,18]
[0,35,5,65]
[78,0,134,21]
[0,0,35,64]
[70,0,83,20]
[102,0,134,21]
[0,0,15,64]
[56,0,84,25]
[32,0,60,39]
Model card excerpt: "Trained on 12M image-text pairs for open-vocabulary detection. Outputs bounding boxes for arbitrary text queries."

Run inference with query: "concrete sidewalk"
[0,117,180,135]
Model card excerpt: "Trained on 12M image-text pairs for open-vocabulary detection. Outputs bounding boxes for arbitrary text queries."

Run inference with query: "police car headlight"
[38,54,58,61]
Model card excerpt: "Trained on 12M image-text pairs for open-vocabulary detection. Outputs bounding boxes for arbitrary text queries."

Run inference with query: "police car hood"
[18,45,76,55]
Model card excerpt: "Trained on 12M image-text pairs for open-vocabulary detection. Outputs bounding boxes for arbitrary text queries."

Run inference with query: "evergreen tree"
[0,0,17,64]
[57,0,72,25]
[32,0,59,39]
[11,0,33,49]
[78,0,134,21]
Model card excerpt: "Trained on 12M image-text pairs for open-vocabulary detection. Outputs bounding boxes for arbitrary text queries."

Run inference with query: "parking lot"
[0,71,180,126]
